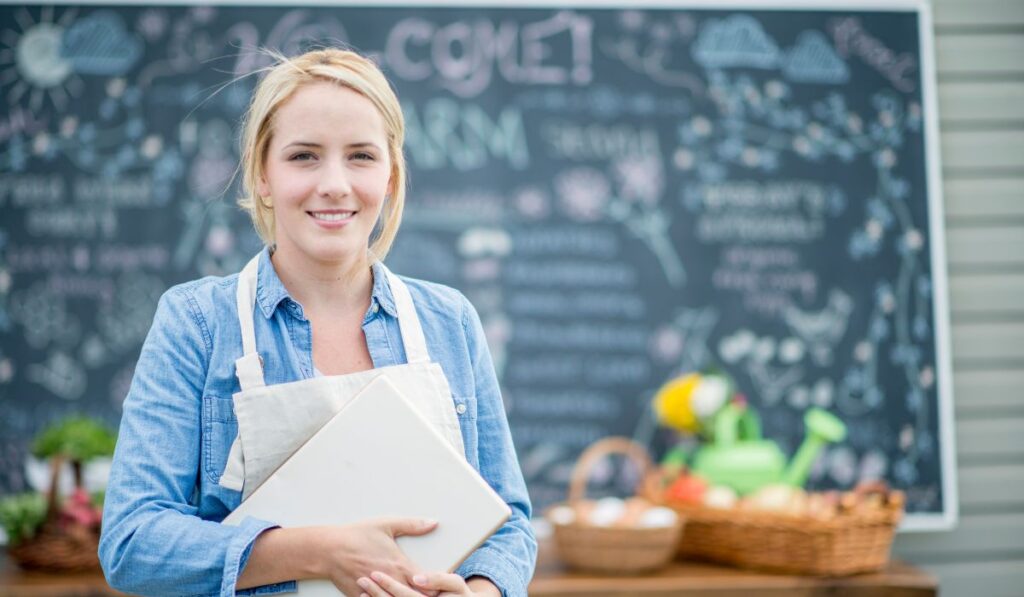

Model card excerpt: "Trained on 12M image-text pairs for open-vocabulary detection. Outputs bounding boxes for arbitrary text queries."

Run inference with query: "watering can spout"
[782,408,847,487]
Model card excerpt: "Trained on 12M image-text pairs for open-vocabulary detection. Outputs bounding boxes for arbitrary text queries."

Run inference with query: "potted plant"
[1,416,115,571]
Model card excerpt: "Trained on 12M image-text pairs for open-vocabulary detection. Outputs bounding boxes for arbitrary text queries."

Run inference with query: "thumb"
[385,517,438,538]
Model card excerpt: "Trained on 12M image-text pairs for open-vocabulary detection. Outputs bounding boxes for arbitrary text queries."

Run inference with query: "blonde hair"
[237,48,406,261]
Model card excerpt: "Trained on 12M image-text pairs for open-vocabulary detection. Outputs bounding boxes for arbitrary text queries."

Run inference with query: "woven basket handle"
[568,437,654,504]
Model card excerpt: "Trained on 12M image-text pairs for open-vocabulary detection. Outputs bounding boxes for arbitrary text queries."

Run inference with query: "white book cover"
[223,375,511,596]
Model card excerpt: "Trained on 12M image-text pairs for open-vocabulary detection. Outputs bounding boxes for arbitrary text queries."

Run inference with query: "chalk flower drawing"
[555,167,611,222]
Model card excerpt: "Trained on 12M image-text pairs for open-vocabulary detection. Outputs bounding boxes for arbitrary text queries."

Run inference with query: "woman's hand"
[315,517,440,597]
[356,571,500,597]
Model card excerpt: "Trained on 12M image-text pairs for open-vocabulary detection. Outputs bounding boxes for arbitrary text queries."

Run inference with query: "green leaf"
[31,417,117,463]
[0,493,47,546]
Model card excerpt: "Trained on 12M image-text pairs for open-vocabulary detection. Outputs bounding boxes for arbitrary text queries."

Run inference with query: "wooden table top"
[2,542,938,597]
[529,539,938,597]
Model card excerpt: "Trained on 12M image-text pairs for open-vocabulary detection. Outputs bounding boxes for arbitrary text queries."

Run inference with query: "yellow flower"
[654,373,702,433]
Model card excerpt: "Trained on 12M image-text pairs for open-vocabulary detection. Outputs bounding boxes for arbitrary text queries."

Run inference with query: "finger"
[381,517,438,538]
[411,572,467,593]
[357,576,396,597]
[370,571,427,596]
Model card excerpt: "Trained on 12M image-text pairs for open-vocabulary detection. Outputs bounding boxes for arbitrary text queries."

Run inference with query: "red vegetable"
[665,474,707,504]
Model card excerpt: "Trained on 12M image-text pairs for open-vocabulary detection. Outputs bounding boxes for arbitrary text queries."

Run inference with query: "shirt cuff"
[221,516,298,597]
[456,546,528,597]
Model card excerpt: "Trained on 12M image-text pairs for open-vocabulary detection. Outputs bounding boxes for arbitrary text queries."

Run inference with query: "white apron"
[219,254,465,499]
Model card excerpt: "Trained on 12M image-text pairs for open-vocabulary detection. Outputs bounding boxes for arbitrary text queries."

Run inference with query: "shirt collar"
[253,246,398,319]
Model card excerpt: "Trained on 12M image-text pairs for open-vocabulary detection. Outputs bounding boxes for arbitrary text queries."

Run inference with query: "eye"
[289,151,316,161]
[351,152,376,161]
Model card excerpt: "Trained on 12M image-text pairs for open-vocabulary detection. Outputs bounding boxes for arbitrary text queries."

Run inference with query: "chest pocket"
[453,395,478,469]
[201,395,238,485]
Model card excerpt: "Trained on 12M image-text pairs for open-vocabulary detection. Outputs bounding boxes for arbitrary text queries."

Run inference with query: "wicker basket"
[6,455,102,573]
[643,477,903,576]
[7,522,101,572]
[547,437,685,574]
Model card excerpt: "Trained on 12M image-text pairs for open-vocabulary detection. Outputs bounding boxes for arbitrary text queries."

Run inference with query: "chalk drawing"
[27,351,86,401]
[601,10,703,93]
[783,289,853,366]
[784,30,849,84]
[136,8,168,41]
[64,11,142,76]
[554,167,610,222]
[692,15,780,70]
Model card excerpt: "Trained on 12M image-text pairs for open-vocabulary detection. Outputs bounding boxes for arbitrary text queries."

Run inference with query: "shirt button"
[372,303,380,313]
[456,403,467,415]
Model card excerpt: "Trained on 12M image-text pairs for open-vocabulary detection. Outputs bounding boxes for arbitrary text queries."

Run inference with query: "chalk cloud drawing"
[784,30,850,84]
[63,11,142,76]
[692,15,780,70]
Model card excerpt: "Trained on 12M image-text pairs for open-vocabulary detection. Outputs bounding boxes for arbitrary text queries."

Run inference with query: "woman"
[98,48,536,597]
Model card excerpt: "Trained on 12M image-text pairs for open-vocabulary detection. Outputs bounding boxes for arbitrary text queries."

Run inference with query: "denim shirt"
[99,248,536,597]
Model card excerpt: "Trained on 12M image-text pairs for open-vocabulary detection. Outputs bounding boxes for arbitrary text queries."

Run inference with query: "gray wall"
[891,0,1024,595]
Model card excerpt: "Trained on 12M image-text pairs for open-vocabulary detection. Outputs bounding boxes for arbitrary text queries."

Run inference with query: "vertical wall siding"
[892,1,1024,595]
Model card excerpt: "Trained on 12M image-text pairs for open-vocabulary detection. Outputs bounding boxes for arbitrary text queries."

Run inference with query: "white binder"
[223,375,511,596]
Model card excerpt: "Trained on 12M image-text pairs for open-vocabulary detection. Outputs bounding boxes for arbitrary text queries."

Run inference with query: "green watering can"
[691,404,847,495]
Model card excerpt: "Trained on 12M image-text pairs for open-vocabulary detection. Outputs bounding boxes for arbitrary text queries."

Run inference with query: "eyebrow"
[281,141,382,151]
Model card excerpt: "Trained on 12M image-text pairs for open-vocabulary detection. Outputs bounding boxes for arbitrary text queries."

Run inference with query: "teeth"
[311,211,354,221]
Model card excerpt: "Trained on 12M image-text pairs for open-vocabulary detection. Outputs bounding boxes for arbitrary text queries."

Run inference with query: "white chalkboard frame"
[11,0,957,532]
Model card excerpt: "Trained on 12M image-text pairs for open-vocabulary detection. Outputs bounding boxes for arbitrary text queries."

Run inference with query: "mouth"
[307,210,357,222]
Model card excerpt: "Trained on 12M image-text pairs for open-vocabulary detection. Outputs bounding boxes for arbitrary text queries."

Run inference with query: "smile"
[308,210,356,221]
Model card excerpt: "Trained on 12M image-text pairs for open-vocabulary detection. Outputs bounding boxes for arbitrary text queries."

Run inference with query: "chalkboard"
[0,1,955,529]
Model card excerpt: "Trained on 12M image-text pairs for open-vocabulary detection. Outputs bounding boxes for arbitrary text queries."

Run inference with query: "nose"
[316,158,352,200]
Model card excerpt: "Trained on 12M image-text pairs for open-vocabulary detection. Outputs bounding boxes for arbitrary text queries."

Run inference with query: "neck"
[269,245,374,315]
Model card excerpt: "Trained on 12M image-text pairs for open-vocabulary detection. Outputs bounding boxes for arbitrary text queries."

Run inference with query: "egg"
[618,497,652,526]
[547,505,577,526]
[589,497,626,527]
[703,485,739,509]
[638,506,678,528]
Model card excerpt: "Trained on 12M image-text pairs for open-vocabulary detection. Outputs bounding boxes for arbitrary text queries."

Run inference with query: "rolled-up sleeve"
[454,296,537,597]
[99,287,290,597]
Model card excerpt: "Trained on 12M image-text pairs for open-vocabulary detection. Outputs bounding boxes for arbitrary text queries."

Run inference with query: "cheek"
[358,174,391,205]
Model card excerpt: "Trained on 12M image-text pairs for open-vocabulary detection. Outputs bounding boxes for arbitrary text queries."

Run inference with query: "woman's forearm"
[236,526,325,590]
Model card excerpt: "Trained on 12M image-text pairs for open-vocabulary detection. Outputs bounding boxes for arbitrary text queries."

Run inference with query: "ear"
[257,175,270,201]
[386,166,398,198]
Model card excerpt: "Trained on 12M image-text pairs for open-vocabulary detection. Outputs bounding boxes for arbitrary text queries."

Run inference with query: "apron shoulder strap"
[235,254,266,391]
[379,264,431,365]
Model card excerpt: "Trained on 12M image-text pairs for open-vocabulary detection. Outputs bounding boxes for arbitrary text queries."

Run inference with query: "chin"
[304,240,368,264]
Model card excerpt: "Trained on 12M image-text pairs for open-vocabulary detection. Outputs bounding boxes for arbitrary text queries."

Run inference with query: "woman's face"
[259,82,392,265]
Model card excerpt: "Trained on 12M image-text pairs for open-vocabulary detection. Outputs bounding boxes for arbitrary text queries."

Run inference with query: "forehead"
[270,81,387,142]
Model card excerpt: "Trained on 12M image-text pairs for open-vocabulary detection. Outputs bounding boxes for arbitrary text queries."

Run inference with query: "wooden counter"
[2,543,937,596]
[530,540,938,596]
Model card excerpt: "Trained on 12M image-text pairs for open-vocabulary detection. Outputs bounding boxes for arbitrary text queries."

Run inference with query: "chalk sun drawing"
[0,6,84,112]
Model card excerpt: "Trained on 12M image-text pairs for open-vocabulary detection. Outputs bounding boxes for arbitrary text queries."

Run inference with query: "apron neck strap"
[235,254,265,392]
[378,263,431,365]
[234,255,432,391]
